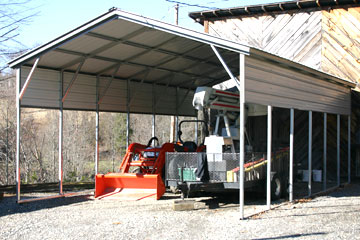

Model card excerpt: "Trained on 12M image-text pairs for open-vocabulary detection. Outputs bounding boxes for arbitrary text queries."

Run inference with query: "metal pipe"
[126,79,130,149]
[266,105,272,210]
[348,115,351,183]
[337,114,340,186]
[59,71,64,195]
[195,115,198,145]
[175,87,179,142]
[62,60,85,102]
[323,113,327,191]
[152,83,156,139]
[175,116,179,142]
[211,45,240,91]
[152,114,156,138]
[239,53,245,219]
[308,111,312,196]
[95,76,99,175]
[16,68,21,202]
[289,108,294,202]
[19,57,40,100]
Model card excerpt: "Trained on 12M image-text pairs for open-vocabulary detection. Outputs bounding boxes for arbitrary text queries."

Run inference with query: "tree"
[0,0,38,72]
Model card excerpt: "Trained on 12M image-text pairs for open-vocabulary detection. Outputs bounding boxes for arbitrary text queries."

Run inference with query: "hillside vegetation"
[0,73,197,186]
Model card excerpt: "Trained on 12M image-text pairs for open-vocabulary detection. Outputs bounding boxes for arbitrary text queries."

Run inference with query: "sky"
[15,0,286,50]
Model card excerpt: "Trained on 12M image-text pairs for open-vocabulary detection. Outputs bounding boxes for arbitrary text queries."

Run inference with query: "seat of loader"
[175,141,197,152]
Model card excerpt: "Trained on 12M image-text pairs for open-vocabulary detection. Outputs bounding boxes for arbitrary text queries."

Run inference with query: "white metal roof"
[8,9,356,116]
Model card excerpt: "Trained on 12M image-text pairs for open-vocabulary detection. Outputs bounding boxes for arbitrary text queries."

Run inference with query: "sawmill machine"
[166,86,288,199]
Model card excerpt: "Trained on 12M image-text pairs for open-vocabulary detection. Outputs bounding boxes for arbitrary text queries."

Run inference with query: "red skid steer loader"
[95,137,174,200]
[95,120,207,200]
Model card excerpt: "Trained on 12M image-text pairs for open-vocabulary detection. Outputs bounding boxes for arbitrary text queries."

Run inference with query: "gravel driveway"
[1,183,359,240]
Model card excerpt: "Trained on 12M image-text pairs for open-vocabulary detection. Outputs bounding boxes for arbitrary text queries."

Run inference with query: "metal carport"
[8,8,355,219]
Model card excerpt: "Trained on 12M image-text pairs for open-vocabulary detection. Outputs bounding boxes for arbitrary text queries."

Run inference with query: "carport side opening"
[11,10,354,220]
[15,59,352,220]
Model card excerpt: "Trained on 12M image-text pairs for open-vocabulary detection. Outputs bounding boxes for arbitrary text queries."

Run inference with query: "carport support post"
[348,115,351,183]
[59,71,64,195]
[266,105,272,210]
[95,76,99,175]
[152,83,156,138]
[337,114,340,186]
[175,87,179,142]
[16,68,21,202]
[239,53,245,219]
[323,113,327,191]
[289,108,294,202]
[126,79,130,149]
[308,111,312,196]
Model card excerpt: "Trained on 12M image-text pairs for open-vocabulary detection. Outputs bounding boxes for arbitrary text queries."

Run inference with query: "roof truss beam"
[87,32,222,69]
[54,48,219,82]
[19,57,40,100]
[62,60,85,102]
[211,45,240,90]
[60,27,148,69]
[98,63,121,105]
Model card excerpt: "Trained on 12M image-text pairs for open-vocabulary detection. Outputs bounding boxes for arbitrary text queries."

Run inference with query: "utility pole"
[175,4,179,25]
[170,4,179,143]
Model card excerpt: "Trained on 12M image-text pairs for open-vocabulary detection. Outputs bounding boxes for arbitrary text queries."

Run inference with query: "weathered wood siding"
[245,56,351,115]
[322,7,360,83]
[207,7,360,84]
[208,11,322,70]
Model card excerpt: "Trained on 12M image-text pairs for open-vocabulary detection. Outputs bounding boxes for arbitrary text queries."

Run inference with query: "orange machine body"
[95,142,175,200]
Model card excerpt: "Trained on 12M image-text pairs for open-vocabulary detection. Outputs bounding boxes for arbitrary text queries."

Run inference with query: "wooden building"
[189,0,360,84]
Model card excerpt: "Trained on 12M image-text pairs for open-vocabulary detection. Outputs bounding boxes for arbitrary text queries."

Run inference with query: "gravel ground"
[1,183,360,240]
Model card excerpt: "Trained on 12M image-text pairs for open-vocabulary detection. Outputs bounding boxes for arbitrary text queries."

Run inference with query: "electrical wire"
[165,0,217,10]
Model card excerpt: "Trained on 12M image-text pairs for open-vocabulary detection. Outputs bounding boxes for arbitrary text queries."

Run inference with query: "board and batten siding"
[208,11,322,70]
[245,56,351,115]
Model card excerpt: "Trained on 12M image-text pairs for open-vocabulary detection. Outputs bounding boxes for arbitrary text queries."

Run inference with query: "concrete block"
[173,200,195,211]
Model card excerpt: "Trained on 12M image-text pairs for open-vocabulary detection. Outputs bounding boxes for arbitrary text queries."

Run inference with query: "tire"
[170,186,180,194]
[271,174,282,200]
[130,167,141,173]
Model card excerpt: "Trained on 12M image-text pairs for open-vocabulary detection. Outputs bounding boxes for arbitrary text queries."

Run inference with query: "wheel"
[271,174,282,200]
[169,186,180,194]
[130,166,141,173]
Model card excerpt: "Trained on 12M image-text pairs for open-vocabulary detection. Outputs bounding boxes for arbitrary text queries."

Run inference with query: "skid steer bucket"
[95,173,166,200]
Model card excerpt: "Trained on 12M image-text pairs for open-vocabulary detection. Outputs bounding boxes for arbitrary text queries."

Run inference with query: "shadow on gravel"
[197,191,274,210]
[251,232,326,240]
[0,194,92,218]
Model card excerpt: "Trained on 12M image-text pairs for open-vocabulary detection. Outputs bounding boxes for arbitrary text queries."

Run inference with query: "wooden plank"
[262,13,295,47]
[279,12,321,59]
[323,10,360,59]
[294,31,322,70]
[322,32,360,82]
[263,13,314,52]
